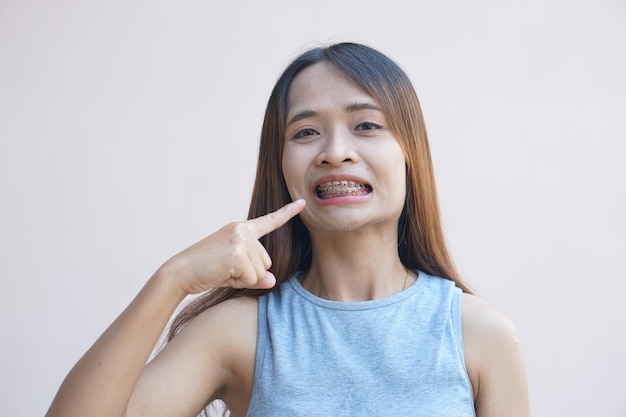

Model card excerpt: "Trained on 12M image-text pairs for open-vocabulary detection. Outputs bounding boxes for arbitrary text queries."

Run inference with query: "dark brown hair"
[168,42,471,342]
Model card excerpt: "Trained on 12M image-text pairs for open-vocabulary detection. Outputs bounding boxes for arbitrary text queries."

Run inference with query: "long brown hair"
[168,42,471,341]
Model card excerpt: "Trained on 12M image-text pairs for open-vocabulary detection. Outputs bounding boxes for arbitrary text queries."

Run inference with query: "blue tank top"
[247,271,476,417]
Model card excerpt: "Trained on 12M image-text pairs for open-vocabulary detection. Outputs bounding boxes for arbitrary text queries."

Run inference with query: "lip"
[312,174,372,205]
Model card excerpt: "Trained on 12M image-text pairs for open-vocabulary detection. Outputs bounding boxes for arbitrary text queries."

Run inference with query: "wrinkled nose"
[315,128,358,167]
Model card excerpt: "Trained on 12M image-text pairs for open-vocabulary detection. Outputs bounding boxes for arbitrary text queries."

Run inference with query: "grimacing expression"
[281,62,406,234]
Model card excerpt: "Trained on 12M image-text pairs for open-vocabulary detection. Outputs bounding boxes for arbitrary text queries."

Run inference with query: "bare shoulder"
[128,296,258,417]
[461,293,531,417]
[194,295,258,332]
[174,295,258,356]
[461,293,519,346]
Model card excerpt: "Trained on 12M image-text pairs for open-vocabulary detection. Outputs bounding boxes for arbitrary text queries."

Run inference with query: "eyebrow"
[286,101,382,127]
[286,110,317,127]
[345,102,382,113]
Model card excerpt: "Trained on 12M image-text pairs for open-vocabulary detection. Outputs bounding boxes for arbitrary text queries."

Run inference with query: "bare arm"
[462,293,531,417]
[45,200,305,417]
[127,295,258,417]
[46,270,186,417]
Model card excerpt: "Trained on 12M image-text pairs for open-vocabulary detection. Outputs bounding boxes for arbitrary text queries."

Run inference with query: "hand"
[161,199,306,295]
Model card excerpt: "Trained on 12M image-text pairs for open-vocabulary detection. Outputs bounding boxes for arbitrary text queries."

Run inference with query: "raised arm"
[45,200,305,417]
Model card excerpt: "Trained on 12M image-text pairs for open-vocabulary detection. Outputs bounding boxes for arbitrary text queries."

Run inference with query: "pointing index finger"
[246,199,306,239]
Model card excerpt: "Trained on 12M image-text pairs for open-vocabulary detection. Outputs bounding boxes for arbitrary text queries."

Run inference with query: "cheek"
[387,146,407,183]
[384,137,407,174]
[281,159,294,195]
[394,164,408,198]
[389,149,408,200]
[281,150,304,197]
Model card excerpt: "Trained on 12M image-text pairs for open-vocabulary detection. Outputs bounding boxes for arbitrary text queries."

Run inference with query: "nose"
[315,127,358,167]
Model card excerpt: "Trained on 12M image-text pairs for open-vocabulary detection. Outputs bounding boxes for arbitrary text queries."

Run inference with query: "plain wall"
[1,1,625,416]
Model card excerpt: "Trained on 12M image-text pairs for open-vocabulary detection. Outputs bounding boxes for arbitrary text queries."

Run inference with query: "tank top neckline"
[286,270,426,311]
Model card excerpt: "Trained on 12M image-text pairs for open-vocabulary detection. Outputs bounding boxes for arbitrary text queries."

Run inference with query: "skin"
[282,62,410,301]
[46,63,530,417]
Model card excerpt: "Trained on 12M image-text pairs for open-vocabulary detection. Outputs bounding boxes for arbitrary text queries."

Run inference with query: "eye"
[293,128,319,139]
[355,122,382,131]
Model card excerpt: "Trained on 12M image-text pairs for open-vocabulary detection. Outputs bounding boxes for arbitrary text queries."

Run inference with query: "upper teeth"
[318,180,361,189]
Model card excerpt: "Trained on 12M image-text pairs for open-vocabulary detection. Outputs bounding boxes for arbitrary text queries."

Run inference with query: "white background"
[1,1,625,416]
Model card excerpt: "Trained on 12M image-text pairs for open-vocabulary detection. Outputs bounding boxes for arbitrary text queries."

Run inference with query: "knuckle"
[224,221,239,232]
[225,222,249,241]
[227,265,240,278]
[229,246,247,262]
[232,222,249,235]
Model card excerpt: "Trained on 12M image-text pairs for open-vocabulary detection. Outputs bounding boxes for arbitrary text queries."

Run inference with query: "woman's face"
[281,62,407,235]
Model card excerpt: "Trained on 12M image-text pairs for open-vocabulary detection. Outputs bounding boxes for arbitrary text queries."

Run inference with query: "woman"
[46,42,530,417]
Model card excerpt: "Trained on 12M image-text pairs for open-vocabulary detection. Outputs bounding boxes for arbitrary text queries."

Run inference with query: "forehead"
[286,62,375,113]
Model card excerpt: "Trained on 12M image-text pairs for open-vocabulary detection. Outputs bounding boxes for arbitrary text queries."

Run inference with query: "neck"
[301,229,415,301]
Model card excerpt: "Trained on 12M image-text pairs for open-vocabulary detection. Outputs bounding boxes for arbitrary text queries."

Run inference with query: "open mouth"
[315,180,372,200]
